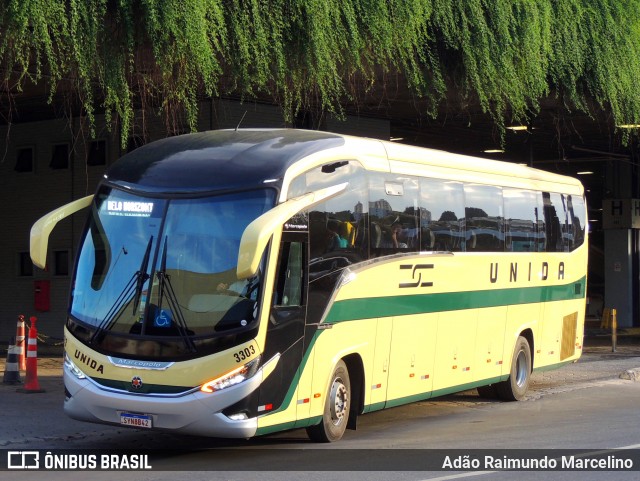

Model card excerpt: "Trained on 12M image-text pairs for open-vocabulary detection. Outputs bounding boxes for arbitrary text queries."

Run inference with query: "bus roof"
[105,129,345,193]
[104,129,583,196]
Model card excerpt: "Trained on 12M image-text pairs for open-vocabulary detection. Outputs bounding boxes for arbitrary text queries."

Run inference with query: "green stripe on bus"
[325,277,586,324]
[380,376,505,409]
[363,401,386,414]
[258,331,321,419]
[259,277,584,429]
[378,359,578,411]
[384,392,432,408]
[256,421,298,436]
[256,416,323,436]
[428,378,508,399]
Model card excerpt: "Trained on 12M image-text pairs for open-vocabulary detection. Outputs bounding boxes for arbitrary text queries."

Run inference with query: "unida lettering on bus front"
[489,261,565,284]
[74,349,105,374]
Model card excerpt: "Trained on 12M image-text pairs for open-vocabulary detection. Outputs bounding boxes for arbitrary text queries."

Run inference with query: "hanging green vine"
[1,0,640,146]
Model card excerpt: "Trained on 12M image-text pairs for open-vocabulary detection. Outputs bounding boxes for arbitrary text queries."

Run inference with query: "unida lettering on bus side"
[397,261,568,289]
[74,350,105,374]
[489,261,565,284]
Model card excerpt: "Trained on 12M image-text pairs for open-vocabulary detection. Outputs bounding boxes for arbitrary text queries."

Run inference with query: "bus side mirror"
[30,195,94,269]
[236,182,348,279]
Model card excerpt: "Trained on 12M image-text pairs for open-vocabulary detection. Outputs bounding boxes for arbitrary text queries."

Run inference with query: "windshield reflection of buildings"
[369,199,392,219]
[354,201,364,222]
[369,199,433,223]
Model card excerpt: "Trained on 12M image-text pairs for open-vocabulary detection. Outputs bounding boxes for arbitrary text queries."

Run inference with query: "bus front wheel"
[496,336,531,401]
[306,360,350,443]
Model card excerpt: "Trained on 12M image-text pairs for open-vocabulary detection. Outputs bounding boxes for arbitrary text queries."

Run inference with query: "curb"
[619,368,640,382]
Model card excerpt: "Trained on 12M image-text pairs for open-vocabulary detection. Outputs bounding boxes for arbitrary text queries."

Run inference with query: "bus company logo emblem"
[399,264,434,288]
[131,376,143,389]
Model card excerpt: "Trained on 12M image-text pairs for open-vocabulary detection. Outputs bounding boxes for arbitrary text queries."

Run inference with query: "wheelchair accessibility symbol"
[154,309,172,328]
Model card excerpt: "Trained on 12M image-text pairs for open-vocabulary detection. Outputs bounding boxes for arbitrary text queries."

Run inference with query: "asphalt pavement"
[1,332,639,448]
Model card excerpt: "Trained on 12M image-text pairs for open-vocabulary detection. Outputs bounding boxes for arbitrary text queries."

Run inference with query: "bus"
[30,129,588,442]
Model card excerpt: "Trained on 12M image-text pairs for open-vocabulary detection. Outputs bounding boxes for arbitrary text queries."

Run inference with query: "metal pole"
[611,308,617,352]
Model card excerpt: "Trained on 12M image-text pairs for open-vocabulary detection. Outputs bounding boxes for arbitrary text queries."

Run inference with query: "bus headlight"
[64,352,87,380]
[200,356,261,393]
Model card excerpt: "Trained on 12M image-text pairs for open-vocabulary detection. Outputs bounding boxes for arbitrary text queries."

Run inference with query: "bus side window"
[273,241,304,307]
[308,211,327,259]
[369,174,419,254]
[567,195,586,250]
[543,192,565,252]
[292,161,368,264]
[464,185,504,252]
[419,179,465,252]
[503,189,542,252]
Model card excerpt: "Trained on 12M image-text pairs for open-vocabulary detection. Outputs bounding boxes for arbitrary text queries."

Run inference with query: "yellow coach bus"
[31,129,587,442]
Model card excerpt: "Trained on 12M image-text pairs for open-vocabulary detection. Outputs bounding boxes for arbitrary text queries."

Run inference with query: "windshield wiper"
[156,236,197,352]
[132,236,153,314]
[157,236,168,310]
[90,236,153,344]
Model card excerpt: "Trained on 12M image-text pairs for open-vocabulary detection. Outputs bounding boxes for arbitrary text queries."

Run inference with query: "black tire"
[495,336,532,401]
[476,384,497,399]
[306,360,350,443]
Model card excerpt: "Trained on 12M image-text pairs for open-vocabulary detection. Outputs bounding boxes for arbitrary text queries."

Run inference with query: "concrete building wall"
[0,117,120,344]
[325,114,390,140]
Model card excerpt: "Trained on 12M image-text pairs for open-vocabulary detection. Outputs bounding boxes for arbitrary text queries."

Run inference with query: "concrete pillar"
[604,229,634,327]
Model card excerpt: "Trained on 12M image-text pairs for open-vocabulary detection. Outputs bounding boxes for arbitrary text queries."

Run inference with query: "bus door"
[257,230,308,417]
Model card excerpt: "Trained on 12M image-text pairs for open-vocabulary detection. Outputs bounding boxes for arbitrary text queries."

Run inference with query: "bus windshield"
[70,186,274,353]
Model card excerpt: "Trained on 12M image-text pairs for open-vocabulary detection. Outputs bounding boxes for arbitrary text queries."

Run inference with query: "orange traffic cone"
[2,338,22,385]
[16,317,45,393]
[15,314,26,371]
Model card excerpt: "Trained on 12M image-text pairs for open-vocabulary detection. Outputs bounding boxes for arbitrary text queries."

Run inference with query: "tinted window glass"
[464,185,504,252]
[369,175,420,255]
[289,160,368,273]
[567,195,586,250]
[274,241,304,307]
[419,179,465,251]
[543,192,566,252]
[71,188,274,336]
[289,161,368,326]
[504,189,544,252]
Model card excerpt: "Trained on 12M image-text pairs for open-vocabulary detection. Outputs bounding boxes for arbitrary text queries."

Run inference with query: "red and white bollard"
[16,316,45,393]
[15,314,26,371]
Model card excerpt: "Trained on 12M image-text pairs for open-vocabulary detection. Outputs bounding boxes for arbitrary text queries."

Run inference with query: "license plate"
[120,412,152,429]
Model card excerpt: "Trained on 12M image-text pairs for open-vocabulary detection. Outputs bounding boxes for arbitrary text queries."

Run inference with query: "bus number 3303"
[234,345,256,362]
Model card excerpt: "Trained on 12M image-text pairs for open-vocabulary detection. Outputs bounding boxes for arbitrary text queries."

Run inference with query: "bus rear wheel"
[496,336,531,401]
[306,360,350,443]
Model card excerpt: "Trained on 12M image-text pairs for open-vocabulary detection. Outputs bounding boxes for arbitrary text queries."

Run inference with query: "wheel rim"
[515,350,528,388]
[329,376,349,426]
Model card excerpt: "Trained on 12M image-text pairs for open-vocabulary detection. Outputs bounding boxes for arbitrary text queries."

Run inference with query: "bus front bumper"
[63,365,260,438]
